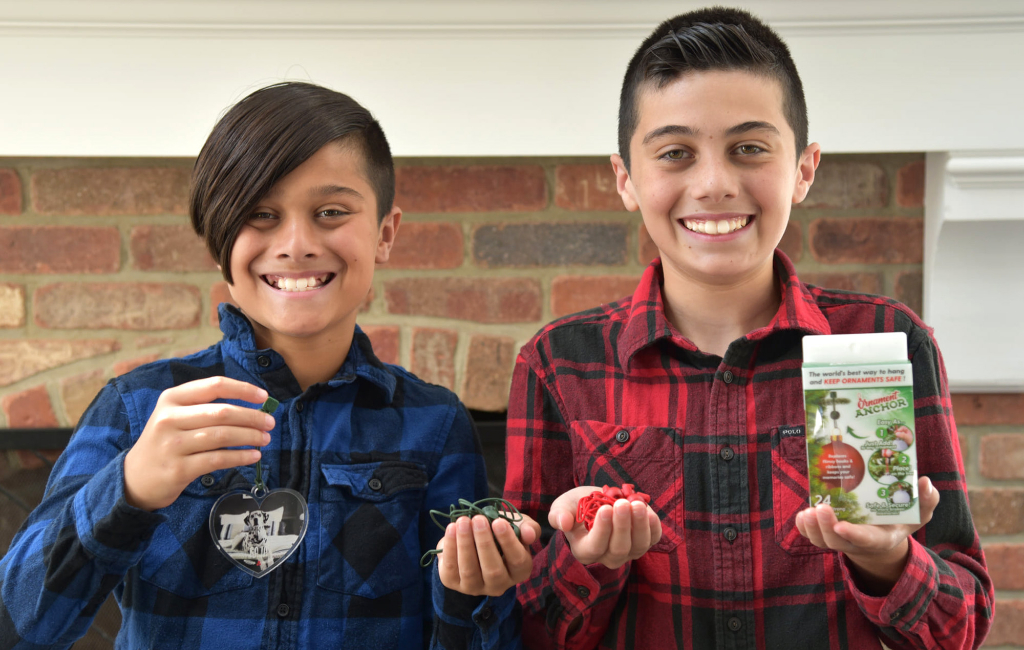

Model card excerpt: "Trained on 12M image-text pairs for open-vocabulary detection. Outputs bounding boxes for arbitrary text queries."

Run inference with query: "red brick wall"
[1,154,1021,645]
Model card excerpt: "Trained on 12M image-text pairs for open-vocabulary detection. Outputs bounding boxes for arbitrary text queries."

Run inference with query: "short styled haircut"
[618,7,807,171]
[190,82,395,283]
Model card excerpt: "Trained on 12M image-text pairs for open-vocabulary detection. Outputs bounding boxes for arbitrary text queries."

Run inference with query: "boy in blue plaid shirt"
[0,82,538,649]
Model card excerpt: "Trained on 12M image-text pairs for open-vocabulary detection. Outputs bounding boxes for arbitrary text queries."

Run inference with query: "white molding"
[947,154,1024,191]
[2,1,1024,39]
[924,152,1024,392]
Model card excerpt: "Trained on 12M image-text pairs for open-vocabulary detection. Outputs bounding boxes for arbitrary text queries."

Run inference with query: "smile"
[261,273,335,292]
[681,216,750,235]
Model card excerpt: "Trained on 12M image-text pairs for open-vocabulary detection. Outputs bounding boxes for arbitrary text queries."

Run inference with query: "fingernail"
[262,432,272,444]
[926,477,934,495]
[446,523,455,535]
[599,506,613,521]
[264,414,275,429]
[493,519,509,534]
[631,502,644,515]
[472,516,488,531]
[457,517,471,533]
[250,449,262,462]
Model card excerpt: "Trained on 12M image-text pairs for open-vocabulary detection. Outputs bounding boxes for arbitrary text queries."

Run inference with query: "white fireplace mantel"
[925,152,1024,392]
[1,0,1023,157]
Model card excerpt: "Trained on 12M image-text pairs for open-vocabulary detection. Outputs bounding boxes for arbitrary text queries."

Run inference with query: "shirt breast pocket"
[568,420,683,553]
[137,467,255,598]
[317,461,429,598]
[771,427,827,555]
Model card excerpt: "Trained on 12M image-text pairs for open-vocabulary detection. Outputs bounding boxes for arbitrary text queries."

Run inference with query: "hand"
[549,485,662,569]
[436,513,541,597]
[123,377,274,511]
[795,476,940,593]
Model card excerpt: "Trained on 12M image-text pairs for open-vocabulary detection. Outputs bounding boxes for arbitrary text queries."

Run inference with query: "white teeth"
[681,217,751,236]
[267,275,325,292]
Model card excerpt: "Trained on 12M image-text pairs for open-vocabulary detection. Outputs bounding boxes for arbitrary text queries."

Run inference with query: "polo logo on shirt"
[779,425,805,438]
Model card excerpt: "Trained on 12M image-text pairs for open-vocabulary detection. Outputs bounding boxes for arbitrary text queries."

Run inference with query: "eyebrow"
[725,121,780,137]
[642,125,698,145]
[641,120,781,146]
[309,184,364,200]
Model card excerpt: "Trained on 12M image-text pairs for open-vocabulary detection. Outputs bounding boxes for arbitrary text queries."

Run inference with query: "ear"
[792,142,821,204]
[375,206,402,265]
[610,154,640,212]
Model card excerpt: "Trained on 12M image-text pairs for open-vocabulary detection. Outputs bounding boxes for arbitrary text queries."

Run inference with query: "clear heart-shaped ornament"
[209,487,308,578]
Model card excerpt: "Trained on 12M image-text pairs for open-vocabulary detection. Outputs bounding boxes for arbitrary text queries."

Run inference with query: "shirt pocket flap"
[321,461,429,502]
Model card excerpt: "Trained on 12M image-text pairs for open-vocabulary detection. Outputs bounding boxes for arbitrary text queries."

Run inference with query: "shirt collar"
[217,303,397,403]
[618,250,831,367]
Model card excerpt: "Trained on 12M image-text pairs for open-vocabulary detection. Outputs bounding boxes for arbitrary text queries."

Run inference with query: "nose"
[689,153,739,203]
[274,214,322,260]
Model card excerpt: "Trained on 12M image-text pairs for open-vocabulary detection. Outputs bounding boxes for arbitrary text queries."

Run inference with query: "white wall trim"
[946,154,1024,192]
[924,152,1024,392]
[2,16,1024,40]
[2,0,1024,157]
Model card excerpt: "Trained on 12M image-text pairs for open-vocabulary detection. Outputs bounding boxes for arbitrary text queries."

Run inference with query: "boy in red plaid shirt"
[503,7,993,649]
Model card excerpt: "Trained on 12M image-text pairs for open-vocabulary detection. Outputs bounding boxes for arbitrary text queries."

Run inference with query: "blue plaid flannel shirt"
[0,305,519,649]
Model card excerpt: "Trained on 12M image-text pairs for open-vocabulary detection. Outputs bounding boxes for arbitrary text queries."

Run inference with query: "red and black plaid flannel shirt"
[504,252,993,650]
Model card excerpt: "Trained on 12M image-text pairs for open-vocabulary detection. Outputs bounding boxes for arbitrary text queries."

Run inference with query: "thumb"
[548,508,575,532]
[918,476,940,526]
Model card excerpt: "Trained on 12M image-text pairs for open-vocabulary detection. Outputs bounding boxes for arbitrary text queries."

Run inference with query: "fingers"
[605,500,634,561]
[179,426,271,456]
[629,501,652,554]
[181,447,263,479]
[163,376,268,408]
[173,402,276,433]
[455,517,482,589]
[437,523,461,588]
[517,514,541,546]
[493,518,532,582]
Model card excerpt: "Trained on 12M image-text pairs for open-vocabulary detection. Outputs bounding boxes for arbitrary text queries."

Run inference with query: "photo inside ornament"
[209,488,308,578]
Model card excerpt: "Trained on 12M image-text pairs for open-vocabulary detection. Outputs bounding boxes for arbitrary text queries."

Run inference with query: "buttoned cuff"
[546,531,630,645]
[73,450,166,570]
[431,561,518,648]
[842,536,938,631]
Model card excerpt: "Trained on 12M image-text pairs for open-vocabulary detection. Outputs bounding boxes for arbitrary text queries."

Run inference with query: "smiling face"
[227,141,399,351]
[613,70,818,289]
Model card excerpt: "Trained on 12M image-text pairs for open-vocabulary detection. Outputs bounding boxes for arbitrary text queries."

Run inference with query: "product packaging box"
[802,332,919,524]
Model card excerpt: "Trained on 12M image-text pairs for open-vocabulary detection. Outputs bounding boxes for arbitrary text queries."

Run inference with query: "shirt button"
[576,586,590,598]
[295,402,304,412]
[477,606,493,624]
[727,616,742,632]
[722,370,735,384]
[200,474,215,487]
[368,478,383,491]
[257,355,271,368]
[614,430,630,443]
[276,603,290,618]
[723,527,738,542]
[720,447,735,461]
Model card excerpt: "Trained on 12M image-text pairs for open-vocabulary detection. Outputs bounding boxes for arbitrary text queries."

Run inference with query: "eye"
[317,208,350,218]
[660,149,690,161]
[248,211,277,222]
[735,144,765,155]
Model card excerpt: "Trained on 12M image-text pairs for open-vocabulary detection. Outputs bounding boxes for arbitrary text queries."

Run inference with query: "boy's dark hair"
[190,81,395,283]
[618,6,807,171]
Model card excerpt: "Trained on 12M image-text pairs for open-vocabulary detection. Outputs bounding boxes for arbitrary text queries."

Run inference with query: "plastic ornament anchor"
[208,396,309,578]
[420,497,525,567]
[576,484,651,531]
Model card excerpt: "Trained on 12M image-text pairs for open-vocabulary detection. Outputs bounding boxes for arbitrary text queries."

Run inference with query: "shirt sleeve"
[427,400,521,650]
[0,381,165,648]
[503,354,630,650]
[841,326,994,650]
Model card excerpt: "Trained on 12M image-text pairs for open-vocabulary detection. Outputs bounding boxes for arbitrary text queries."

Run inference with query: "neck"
[251,324,355,392]
[660,258,781,358]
